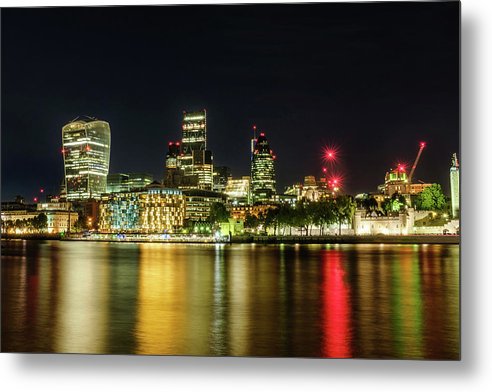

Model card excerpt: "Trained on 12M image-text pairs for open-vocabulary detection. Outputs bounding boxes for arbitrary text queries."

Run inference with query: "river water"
[1,240,459,359]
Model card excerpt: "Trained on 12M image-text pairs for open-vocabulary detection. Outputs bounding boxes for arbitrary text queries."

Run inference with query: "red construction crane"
[408,142,426,185]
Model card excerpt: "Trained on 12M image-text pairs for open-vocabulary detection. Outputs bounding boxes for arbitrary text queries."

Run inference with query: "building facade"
[62,116,111,200]
[230,204,274,221]
[450,153,460,218]
[353,208,415,235]
[126,173,154,190]
[251,132,276,203]
[382,167,408,196]
[164,142,183,188]
[107,173,154,193]
[183,189,226,222]
[107,173,130,193]
[99,188,185,233]
[409,182,433,195]
[213,166,231,193]
[178,110,213,190]
[285,175,332,202]
[1,202,79,234]
[224,176,250,205]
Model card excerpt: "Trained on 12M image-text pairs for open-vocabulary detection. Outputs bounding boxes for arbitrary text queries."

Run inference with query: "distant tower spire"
[251,124,257,161]
[452,152,459,168]
[450,152,460,218]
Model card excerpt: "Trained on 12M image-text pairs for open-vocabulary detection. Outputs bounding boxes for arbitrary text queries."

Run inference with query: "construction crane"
[408,141,426,187]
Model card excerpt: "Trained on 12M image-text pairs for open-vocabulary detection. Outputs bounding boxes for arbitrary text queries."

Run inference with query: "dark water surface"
[1,240,459,359]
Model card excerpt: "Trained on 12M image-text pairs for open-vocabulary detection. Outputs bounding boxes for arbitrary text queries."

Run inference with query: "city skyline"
[1,3,459,200]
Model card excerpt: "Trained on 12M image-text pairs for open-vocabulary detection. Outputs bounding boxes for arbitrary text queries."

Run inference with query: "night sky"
[1,2,459,201]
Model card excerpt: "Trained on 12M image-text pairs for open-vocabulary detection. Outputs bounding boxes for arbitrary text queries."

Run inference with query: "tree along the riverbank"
[244,196,357,236]
[1,213,48,233]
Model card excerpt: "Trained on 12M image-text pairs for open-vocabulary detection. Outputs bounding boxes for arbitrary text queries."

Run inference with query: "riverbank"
[1,233,61,241]
[2,234,459,244]
[244,234,460,245]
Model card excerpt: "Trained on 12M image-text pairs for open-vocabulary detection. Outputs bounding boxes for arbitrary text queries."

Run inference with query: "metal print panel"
[1,1,460,359]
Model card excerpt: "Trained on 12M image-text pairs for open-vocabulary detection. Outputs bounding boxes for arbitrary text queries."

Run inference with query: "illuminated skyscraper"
[251,125,257,161]
[213,166,231,193]
[62,116,111,200]
[165,142,180,170]
[450,153,460,218]
[182,110,206,156]
[164,141,183,188]
[178,110,213,190]
[251,131,276,203]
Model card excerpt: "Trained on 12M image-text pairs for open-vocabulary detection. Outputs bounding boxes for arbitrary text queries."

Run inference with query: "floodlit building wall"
[353,209,415,235]
[99,189,185,233]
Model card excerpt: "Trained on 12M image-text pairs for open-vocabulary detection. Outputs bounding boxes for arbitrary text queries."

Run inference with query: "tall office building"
[107,173,130,193]
[213,166,231,193]
[450,153,460,218]
[126,173,154,190]
[251,131,276,203]
[251,125,257,161]
[62,116,111,200]
[107,173,154,193]
[164,141,183,188]
[165,142,180,170]
[178,110,213,190]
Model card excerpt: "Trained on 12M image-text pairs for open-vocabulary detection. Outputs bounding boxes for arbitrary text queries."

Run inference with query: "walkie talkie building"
[62,116,111,200]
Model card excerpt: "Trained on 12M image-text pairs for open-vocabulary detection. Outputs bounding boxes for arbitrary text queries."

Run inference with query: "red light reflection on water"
[322,250,352,358]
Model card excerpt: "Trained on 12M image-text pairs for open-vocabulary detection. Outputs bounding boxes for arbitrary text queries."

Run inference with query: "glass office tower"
[164,142,182,188]
[251,132,276,203]
[62,116,111,200]
[178,110,213,190]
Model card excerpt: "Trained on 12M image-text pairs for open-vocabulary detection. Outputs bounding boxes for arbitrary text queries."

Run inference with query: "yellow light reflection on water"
[392,247,423,358]
[135,244,188,355]
[1,241,459,359]
[54,242,110,354]
[228,245,252,356]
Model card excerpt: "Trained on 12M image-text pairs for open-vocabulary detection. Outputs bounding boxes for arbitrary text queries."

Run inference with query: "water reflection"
[1,240,459,359]
[54,242,110,353]
[322,250,352,358]
[136,244,188,355]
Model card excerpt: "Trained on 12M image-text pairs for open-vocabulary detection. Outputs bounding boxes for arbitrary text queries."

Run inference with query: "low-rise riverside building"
[353,208,415,235]
[230,204,274,221]
[183,189,226,222]
[284,176,332,202]
[219,218,245,236]
[37,202,79,233]
[99,188,185,233]
[1,201,79,234]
